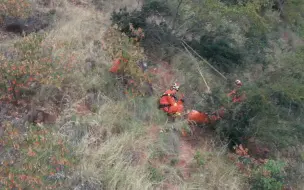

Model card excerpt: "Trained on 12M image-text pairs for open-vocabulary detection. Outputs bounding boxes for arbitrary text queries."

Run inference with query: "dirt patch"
[175,140,195,180]
[148,61,179,94]
[76,103,91,116]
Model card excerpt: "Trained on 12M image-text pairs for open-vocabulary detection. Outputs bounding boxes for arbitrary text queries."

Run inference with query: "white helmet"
[172,83,180,91]
[235,79,242,86]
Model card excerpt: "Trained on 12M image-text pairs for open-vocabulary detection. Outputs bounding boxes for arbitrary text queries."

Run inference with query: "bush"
[0,122,77,189]
[0,0,31,23]
[210,48,304,149]
[251,160,286,190]
[0,33,77,103]
[103,26,154,97]
[187,28,244,73]
[110,0,278,73]
[231,145,287,189]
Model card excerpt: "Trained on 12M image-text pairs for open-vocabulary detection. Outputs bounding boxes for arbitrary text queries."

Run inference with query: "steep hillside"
[0,0,303,190]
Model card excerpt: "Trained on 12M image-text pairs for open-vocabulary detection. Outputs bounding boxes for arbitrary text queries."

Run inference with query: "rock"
[84,93,95,111]
[26,108,38,123]
[43,113,57,124]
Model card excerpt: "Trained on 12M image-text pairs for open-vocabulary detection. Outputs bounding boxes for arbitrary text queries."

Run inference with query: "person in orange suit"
[228,79,246,103]
[159,83,184,117]
[187,110,210,125]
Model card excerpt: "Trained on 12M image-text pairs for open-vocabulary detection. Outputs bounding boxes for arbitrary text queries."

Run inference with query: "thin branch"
[182,43,211,94]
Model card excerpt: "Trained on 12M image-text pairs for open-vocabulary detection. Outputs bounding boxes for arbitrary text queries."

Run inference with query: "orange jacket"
[159,89,183,114]
[167,99,184,114]
[187,110,210,125]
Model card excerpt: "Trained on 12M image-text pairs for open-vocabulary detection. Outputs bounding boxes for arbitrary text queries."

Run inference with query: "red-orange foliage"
[0,34,77,104]
[0,122,76,189]
[232,144,269,176]
[0,0,31,23]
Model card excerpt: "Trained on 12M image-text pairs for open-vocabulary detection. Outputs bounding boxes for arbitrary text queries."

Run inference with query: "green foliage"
[170,158,179,166]
[111,7,146,35]
[194,151,205,167]
[282,0,304,36]
[111,1,169,36]
[111,0,280,73]
[187,28,244,73]
[211,48,304,149]
[111,1,180,57]
[148,165,164,182]
[251,160,286,190]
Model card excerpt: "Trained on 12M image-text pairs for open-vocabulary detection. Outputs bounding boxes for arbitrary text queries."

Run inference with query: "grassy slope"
[40,1,246,189]
[3,0,303,190]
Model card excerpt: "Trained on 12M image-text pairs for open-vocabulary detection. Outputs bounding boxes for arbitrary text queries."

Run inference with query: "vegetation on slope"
[0,0,303,190]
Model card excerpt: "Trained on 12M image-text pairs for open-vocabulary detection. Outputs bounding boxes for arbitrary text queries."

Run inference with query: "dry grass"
[185,154,249,190]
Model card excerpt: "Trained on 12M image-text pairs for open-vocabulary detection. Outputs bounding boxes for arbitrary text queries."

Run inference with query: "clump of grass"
[62,104,156,189]
[186,151,249,190]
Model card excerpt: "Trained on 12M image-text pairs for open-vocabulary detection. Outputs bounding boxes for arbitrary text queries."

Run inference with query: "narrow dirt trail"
[146,60,216,189]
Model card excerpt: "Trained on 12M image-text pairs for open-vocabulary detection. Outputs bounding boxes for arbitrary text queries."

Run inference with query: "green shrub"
[251,160,286,190]
[148,165,164,182]
[111,0,277,73]
[194,151,205,167]
[187,29,244,73]
[210,48,304,149]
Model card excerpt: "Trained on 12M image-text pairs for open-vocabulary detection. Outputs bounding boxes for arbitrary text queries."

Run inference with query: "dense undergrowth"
[0,0,303,189]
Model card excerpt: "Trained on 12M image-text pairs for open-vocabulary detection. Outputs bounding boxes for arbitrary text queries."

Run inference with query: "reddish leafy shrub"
[106,26,152,98]
[230,144,287,189]
[0,34,77,104]
[0,0,31,23]
[0,122,77,189]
